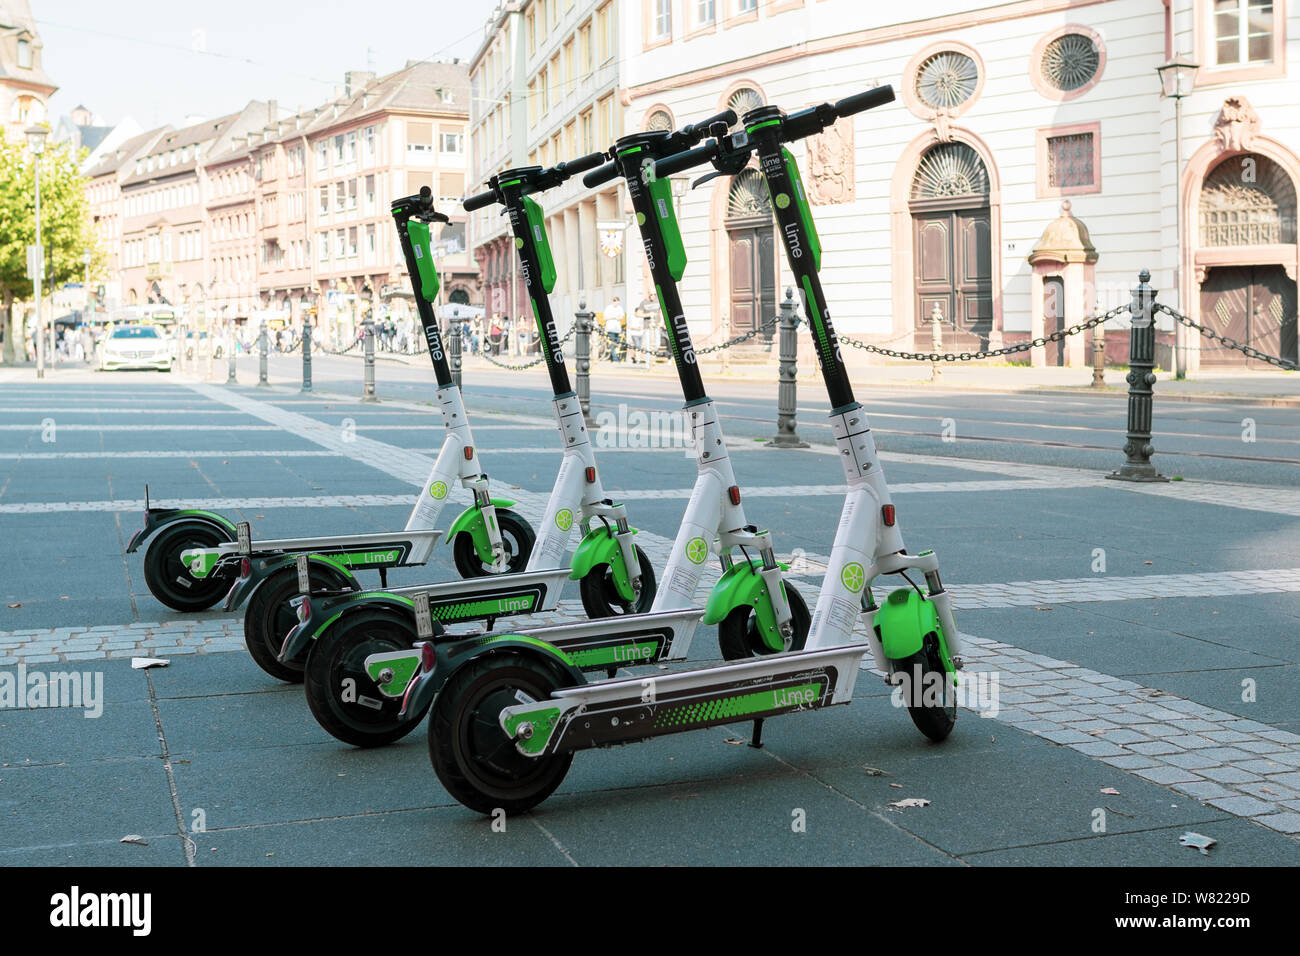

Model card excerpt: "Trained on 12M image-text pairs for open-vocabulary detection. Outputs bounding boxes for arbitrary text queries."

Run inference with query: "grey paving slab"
[0,698,160,765]
[0,834,186,866]
[0,759,177,846]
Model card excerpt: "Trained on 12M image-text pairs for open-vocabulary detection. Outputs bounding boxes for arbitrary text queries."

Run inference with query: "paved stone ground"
[1,366,1298,866]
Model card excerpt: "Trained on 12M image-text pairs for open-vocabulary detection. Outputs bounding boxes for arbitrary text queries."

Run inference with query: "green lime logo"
[636,211,646,226]
[775,193,790,209]
[514,237,523,248]
[840,562,865,593]
[555,508,573,532]
[685,537,709,565]
[429,481,448,500]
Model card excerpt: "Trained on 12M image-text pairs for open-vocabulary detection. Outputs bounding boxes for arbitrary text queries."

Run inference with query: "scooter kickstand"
[749,718,765,749]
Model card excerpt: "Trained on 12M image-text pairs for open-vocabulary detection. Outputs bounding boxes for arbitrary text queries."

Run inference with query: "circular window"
[1041,33,1101,92]
[915,51,979,111]
[726,86,765,127]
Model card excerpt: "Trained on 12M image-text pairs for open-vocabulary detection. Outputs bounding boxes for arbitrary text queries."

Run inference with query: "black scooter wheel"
[451,508,534,578]
[243,566,351,683]
[717,583,811,660]
[142,521,233,612]
[891,634,958,742]
[578,545,656,618]
[304,608,428,747]
[430,652,575,815]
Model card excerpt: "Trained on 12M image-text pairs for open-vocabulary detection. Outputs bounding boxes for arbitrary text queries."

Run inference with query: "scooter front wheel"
[143,521,234,612]
[304,609,428,747]
[451,509,535,578]
[430,651,575,815]
[717,584,811,660]
[892,633,957,742]
[578,545,656,618]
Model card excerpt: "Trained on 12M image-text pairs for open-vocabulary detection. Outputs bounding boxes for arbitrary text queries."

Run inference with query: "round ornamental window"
[914,51,979,111]
[1041,33,1101,92]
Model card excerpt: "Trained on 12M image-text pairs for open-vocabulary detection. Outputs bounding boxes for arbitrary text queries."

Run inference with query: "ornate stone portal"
[1213,96,1260,154]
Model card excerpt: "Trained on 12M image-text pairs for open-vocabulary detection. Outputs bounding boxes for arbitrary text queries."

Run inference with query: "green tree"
[0,130,99,364]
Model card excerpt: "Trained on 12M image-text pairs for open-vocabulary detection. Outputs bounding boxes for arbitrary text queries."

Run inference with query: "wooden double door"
[728,218,776,340]
[913,206,993,352]
[1199,265,1298,367]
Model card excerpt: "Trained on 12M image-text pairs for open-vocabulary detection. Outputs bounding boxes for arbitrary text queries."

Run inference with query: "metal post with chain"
[361,319,377,402]
[301,321,313,393]
[257,321,269,387]
[768,288,808,449]
[447,315,463,390]
[1108,270,1167,483]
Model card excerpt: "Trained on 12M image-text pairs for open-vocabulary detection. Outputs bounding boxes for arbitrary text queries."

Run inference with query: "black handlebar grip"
[683,109,737,137]
[582,161,619,188]
[654,142,717,179]
[833,85,895,118]
[561,151,607,177]
[462,189,497,212]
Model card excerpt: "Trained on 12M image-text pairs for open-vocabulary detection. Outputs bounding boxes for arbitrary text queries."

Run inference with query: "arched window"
[1200,154,1297,247]
[17,38,31,69]
[726,168,771,220]
[646,109,673,132]
[911,143,990,201]
[726,86,764,128]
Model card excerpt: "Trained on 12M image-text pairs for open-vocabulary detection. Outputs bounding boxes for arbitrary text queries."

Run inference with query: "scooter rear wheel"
[717,584,811,660]
[143,522,234,612]
[577,545,656,618]
[304,609,429,747]
[430,651,575,815]
[451,509,535,578]
[243,567,350,683]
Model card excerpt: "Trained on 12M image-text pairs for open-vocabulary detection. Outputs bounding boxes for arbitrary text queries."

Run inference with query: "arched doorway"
[1196,153,1298,367]
[725,169,776,339]
[910,142,993,352]
[448,288,470,305]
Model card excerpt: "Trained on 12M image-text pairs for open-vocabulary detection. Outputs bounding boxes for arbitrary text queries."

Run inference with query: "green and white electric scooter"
[125,202,532,622]
[296,135,813,746]
[424,85,963,814]
[236,187,656,684]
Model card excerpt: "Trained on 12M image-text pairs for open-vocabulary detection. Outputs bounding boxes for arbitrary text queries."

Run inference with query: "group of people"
[459,297,659,366]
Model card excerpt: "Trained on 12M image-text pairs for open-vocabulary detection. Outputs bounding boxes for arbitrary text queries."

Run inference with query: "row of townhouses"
[465,0,1299,370]
[78,61,476,336]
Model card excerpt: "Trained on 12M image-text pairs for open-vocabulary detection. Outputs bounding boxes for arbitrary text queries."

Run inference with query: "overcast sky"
[38,0,494,128]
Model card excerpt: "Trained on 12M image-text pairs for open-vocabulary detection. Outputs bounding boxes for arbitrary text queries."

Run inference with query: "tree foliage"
[0,129,99,362]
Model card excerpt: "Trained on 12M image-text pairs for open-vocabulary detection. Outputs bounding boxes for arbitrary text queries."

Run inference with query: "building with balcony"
[302,61,474,342]
[468,0,622,330]
[118,103,270,323]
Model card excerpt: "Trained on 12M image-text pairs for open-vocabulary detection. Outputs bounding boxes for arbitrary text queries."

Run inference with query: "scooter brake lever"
[691,170,723,189]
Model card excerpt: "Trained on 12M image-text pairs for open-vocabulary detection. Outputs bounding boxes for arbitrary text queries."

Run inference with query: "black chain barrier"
[1154,302,1298,371]
[478,324,577,371]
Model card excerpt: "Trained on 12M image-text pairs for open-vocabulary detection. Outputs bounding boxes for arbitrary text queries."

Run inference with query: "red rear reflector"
[463,446,474,460]
[881,505,895,526]
[585,467,596,483]
[419,641,436,672]
[296,598,311,623]
[240,557,252,578]
[728,486,741,506]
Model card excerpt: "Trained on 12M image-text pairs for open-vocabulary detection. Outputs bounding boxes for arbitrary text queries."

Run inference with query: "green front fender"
[568,526,638,602]
[446,497,517,563]
[702,559,790,653]
[874,588,954,674]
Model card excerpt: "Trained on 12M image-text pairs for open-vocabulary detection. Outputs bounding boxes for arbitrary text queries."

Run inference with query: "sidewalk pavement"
[3,355,1296,406]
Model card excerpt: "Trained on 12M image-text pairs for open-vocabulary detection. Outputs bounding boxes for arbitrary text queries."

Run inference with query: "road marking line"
[0,450,341,461]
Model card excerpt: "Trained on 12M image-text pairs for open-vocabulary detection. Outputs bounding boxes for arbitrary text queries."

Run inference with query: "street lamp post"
[1156,54,1199,381]
[27,125,48,379]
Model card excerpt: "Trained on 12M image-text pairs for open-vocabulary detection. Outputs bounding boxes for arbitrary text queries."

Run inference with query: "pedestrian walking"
[604,296,625,362]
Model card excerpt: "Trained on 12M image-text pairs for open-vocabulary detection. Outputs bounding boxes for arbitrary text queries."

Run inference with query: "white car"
[99,325,173,372]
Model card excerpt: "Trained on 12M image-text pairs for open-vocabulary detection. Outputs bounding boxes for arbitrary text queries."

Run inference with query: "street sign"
[25,244,43,280]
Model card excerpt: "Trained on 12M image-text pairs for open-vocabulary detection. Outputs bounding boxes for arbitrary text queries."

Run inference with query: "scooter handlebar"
[833,84,895,118]
[583,160,619,188]
[679,109,736,141]
[462,189,497,212]
[556,151,607,178]
[654,142,718,179]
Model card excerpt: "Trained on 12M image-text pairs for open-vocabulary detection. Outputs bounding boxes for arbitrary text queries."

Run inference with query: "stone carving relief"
[1213,96,1260,153]
[806,116,854,206]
